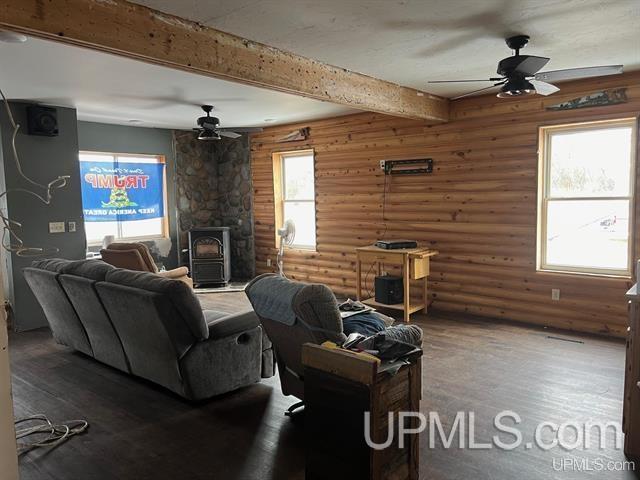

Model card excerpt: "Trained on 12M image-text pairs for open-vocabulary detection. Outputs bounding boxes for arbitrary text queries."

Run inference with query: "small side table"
[355,245,438,322]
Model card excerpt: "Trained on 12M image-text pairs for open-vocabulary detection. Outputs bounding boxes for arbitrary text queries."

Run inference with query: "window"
[273,150,316,249]
[537,119,637,276]
[79,152,168,245]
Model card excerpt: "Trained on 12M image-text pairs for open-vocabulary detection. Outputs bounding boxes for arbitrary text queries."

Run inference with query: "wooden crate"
[303,343,422,480]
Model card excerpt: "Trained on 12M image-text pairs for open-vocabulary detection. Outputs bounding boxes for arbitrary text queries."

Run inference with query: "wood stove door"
[194,238,223,259]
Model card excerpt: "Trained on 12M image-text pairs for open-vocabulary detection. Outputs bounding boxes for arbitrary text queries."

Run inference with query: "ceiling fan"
[194,105,263,140]
[429,35,623,100]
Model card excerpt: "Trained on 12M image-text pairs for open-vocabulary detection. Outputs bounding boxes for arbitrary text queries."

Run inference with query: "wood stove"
[188,227,231,287]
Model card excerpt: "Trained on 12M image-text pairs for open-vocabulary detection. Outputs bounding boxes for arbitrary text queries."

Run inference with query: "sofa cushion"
[23,267,93,356]
[59,273,129,372]
[105,268,207,340]
[62,259,115,281]
[205,310,260,340]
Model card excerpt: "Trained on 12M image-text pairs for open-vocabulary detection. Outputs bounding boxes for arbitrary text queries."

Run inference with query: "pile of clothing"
[338,299,423,361]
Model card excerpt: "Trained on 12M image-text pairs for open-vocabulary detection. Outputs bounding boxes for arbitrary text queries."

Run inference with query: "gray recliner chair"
[245,273,347,415]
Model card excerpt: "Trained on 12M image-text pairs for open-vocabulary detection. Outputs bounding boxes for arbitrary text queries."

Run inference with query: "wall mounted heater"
[380,158,433,175]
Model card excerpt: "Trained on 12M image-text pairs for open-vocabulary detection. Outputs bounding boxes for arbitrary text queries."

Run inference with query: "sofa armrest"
[204,310,260,339]
[180,325,262,400]
[157,266,189,278]
[157,267,193,288]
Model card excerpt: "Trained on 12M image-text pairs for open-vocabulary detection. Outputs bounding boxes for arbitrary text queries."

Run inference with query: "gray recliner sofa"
[24,258,273,401]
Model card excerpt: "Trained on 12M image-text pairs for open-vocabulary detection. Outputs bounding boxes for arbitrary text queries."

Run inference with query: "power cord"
[15,414,88,455]
[364,171,390,298]
[363,261,375,299]
[379,168,389,240]
[0,87,69,256]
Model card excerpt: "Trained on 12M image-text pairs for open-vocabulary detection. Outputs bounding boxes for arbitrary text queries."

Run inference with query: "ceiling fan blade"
[530,80,560,96]
[534,65,623,82]
[218,127,264,133]
[451,82,505,100]
[513,56,550,76]
[218,131,242,139]
[428,78,502,83]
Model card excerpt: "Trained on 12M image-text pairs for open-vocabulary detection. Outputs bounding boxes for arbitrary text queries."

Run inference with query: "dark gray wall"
[0,103,86,331]
[77,121,178,269]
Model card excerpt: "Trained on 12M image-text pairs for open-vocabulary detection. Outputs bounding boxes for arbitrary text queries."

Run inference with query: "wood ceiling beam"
[0,0,449,122]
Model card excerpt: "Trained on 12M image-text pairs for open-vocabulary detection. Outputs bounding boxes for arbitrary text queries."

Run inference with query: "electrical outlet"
[551,289,560,301]
[266,258,272,267]
[68,221,76,233]
[379,160,386,170]
[49,222,65,233]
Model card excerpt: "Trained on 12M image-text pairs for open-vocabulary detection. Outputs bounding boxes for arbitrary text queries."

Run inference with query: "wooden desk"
[355,245,438,322]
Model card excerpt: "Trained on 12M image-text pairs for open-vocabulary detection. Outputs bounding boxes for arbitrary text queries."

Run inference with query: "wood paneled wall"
[250,72,640,337]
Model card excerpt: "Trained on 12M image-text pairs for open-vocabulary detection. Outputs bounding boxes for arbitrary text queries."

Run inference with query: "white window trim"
[536,118,638,278]
[80,151,169,246]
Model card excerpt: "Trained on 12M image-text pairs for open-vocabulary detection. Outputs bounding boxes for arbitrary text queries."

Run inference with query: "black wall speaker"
[26,105,59,136]
[374,275,404,305]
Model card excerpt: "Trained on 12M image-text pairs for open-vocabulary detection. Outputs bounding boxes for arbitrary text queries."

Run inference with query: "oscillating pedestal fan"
[277,220,295,277]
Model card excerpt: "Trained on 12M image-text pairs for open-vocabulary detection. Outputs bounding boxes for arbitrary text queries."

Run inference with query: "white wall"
[0,275,18,479]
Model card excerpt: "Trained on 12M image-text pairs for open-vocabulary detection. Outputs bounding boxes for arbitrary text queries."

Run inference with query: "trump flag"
[80,160,165,222]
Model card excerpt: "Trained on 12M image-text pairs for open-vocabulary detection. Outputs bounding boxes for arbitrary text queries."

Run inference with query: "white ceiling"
[0,37,356,130]
[1,0,638,129]
[134,0,640,98]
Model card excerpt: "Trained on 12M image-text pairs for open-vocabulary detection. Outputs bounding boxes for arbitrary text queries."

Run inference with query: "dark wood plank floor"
[10,292,637,479]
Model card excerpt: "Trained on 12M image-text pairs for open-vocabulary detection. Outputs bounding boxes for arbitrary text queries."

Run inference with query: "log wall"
[250,72,640,337]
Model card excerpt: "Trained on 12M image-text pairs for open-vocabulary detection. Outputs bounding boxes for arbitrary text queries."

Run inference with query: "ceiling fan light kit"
[496,77,535,98]
[429,35,623,100]
[197,129,221,141]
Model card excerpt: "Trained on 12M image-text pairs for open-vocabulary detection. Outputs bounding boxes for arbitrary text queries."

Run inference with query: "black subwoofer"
[27,105,59,136]
[374,275,403,305]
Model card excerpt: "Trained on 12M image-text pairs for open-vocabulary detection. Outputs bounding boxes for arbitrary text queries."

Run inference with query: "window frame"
[272,149,317,251]
[79,151,169,246]
[536,118,638,278]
